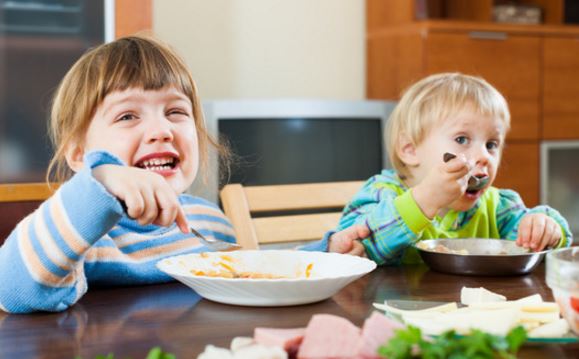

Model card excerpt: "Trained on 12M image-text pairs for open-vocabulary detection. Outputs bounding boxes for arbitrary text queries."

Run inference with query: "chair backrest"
[0,183,58,243]
[220,181,364,249]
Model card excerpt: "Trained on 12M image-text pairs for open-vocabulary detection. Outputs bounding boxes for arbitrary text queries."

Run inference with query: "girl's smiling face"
[75,86,198,194]
[412,106,507,212]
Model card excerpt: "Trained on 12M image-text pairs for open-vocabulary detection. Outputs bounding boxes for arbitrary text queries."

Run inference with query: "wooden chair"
[220,181,364,249]
[0,183,58,243]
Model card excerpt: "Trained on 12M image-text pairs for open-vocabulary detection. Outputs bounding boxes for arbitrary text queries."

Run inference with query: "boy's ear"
[64,143,84,173]
[397,133,420,167]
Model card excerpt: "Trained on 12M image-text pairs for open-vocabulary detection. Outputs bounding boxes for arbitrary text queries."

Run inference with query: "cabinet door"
[494,141,539,207]
[425,32,540,141]
[543,37,579,139]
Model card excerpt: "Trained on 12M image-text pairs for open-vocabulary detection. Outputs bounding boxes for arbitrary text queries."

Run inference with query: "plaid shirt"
[337,169,572,265]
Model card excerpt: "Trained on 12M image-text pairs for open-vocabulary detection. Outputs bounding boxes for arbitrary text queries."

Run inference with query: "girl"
[0,36,364,313]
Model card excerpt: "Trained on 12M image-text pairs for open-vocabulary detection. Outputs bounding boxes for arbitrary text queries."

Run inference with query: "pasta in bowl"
[157,250,376,306]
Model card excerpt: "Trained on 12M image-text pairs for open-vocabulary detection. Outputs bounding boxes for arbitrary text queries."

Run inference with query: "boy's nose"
[473,146,490,166]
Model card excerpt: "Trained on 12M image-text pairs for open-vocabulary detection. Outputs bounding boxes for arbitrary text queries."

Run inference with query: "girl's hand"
[516,213,562,251]
[412,154,472,218]
[329,224,370,257]
[92,165,189,233]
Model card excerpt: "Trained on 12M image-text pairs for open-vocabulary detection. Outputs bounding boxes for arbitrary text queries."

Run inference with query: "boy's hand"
[329,224,370,257]
[92,165,189,233]
[516,213,562,251]
[412,154,472,218]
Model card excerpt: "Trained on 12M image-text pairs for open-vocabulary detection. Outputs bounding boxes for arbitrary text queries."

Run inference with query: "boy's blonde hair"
[385,73,511,178]
[47,35,226,183]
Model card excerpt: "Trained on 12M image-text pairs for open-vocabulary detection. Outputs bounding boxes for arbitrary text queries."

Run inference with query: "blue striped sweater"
[0,151,237,313]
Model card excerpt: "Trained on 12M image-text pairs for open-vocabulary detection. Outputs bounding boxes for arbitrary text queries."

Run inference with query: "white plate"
[157,250,376,306]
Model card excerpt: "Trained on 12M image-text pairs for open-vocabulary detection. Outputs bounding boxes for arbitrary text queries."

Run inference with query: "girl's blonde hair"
[385,72,511,178]
[47,35,228,183]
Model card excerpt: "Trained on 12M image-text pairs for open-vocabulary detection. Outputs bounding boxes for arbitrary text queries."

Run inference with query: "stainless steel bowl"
[415,238,548,276]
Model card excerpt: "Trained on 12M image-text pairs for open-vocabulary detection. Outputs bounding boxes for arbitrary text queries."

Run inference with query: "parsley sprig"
[78,346,175,359]
[378,326,527,359]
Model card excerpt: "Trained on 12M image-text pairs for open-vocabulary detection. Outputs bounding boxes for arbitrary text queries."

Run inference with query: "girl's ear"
[397,133,420,167]
[64,143,84,173]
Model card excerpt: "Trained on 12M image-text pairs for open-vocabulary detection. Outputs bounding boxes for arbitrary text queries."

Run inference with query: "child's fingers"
[152,190,179,227]
[347,241,366,257]
[354,224,371,240]
[175,206,189,234]
[123,189,146,220]
[137,186,159,226]
[516,217,532,248]
[329,235,353,253]
[529,216,547,250]
[541,220,561,250]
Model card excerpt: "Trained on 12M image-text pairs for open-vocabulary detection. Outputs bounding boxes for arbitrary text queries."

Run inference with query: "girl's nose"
[146,119,174,143]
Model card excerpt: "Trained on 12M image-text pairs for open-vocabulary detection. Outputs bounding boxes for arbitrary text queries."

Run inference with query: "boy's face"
[411,107,507,212]
[80,86,199,194]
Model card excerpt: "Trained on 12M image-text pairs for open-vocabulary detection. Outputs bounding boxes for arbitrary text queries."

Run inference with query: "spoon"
[190,227,242,251]
[442,152,489,192]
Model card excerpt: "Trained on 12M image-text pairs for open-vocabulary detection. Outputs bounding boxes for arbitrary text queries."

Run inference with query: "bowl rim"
[413,238,550,257]
[156,250,377,283]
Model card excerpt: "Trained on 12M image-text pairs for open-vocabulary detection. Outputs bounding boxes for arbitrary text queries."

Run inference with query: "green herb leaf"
[378,326,528,359]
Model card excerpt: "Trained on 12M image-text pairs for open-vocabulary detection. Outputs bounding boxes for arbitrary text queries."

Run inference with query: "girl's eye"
[117,113,136,122]
[454,136,468,145]
[486,141,499,151]
[167,108,191,119]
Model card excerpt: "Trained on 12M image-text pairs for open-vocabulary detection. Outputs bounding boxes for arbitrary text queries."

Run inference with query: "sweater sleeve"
[0,151,125,313]
[337,177,431,266]
[497,189,573,248]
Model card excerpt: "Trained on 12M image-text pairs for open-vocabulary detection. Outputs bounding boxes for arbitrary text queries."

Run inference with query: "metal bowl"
[415,238,548,276]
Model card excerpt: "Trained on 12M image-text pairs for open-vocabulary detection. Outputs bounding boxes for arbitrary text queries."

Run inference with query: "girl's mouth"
[135,154,180,173]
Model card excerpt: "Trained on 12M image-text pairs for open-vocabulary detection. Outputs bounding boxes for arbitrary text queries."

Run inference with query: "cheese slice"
[460,287,507,305]
[528,319,570,338]
[373,301,458,316]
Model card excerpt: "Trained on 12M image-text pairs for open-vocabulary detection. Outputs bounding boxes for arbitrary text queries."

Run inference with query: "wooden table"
[1,263,577,358]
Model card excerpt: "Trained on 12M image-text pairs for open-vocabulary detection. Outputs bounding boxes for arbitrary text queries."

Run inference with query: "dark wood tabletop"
[1,263,577,359]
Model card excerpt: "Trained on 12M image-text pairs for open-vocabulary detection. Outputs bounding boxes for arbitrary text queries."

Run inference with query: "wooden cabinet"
[366,0,579,207]
[543,36,579,139]
[425,32,541,140]
[115,0,152,38]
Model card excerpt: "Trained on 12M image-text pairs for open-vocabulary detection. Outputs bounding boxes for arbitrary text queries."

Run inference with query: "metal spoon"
[190,227,242,251]
[443,152,489,192]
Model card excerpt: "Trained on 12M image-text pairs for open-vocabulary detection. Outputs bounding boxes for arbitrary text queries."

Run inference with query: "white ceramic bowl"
[546,247,579,335]
[157,250,376,306]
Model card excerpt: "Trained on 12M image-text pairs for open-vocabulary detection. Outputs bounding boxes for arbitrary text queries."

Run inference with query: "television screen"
[219,117,383,186]
[542,142,579,243]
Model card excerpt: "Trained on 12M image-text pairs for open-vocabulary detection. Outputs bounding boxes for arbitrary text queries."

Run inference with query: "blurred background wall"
[153,0,366,100]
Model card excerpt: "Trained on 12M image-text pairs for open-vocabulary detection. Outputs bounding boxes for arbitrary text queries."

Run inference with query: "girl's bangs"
[99,40,194,100]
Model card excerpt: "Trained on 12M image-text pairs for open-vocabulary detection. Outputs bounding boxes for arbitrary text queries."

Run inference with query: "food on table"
[460,286,506,304]
[416,241,469,255]
[374,286,572,338]
[197,312,402,359]
[297,314,361,358]
[254,327,305,355]
[378,325,526,358]
[357,312,404,358]
[191,253,314,279]
[197,341,287,359]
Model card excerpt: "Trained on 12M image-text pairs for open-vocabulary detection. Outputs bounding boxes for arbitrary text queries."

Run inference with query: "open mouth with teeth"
[135,156,180,172]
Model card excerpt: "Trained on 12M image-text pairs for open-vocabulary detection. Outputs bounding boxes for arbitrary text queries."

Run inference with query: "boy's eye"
[454,136,468,145]
[486,141,499,151]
